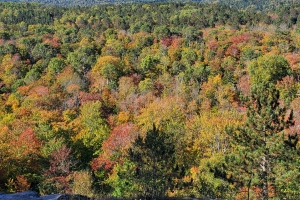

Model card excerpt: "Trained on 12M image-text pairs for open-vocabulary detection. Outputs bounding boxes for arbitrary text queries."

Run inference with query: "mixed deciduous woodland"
[1,1,300,199]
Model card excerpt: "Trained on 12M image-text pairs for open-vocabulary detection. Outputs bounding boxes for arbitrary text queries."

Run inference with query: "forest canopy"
[1,1,300,199]
[2,0,300,10]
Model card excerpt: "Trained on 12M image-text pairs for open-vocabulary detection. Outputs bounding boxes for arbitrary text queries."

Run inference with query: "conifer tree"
[128,124,176,199]
[227,55,295,199]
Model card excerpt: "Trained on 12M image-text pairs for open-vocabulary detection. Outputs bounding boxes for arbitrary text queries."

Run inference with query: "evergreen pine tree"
[226,55,296,199]
[128,124,176,199]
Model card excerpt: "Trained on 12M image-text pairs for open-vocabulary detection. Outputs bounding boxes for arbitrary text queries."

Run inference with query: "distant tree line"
[2,0,300,10]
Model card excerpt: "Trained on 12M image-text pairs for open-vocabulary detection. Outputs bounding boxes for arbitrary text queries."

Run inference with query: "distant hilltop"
[1,0,300,10]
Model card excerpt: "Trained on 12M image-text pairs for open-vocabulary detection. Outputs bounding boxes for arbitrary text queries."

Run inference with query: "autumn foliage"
[1,1,300,199]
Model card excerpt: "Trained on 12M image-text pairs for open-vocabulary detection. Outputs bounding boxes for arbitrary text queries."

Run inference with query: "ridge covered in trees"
[1,1,300,199]
[1,0,300,10]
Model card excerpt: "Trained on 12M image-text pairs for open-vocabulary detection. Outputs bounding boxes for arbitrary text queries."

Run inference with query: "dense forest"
[3,0,300,10]
[1,1,300,199]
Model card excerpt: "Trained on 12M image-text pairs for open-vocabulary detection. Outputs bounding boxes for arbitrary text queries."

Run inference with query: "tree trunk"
[261,130,268,200]
[261,155,268,200]
[247,173,253,200]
